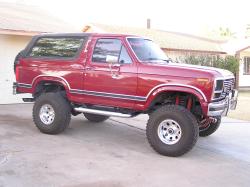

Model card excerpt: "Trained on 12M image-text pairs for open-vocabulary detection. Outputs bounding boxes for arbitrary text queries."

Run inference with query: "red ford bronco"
[13,33,238,156]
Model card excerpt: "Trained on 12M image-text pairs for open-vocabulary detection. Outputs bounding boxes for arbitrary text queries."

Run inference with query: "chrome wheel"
[158,119,182,145]
[39,104,55,125]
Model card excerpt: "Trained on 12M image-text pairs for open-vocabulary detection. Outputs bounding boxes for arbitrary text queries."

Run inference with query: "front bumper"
[207,89,238,116]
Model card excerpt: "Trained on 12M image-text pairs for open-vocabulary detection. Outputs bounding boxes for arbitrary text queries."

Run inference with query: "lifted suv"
[13,33,238,156]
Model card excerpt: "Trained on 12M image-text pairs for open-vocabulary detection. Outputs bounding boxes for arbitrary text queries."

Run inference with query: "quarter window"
[29,37,85,58]
[244,57,250,75]
[119,46,132,64]
[92,39,122,63]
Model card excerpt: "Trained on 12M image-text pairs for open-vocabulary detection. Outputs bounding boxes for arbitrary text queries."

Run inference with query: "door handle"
[112,64,121,68]
[111,74,119,79]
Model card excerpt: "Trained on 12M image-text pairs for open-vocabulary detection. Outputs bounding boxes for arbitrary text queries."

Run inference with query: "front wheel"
[33,92,71,134]
[146,105,199,157]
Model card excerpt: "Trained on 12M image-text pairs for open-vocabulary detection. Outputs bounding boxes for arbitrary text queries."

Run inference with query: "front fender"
[143,84,208,110]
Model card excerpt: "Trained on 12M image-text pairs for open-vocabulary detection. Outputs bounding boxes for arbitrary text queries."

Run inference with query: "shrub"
[180,55,239,74]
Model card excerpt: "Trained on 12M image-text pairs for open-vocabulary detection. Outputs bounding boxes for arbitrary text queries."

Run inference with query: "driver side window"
[92,38,132,64]
[92,39,121,63]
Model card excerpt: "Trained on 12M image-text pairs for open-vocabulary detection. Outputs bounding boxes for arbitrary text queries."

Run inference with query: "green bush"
[180,55,239,74]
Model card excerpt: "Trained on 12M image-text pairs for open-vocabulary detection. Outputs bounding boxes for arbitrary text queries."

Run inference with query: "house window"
[244,57,250,75]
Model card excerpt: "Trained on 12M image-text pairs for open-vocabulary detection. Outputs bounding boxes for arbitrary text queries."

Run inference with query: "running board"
[73,107,133,118]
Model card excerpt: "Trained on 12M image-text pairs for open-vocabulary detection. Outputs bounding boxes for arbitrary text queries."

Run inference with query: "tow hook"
[200,117,217,127]
[210,117,217,123]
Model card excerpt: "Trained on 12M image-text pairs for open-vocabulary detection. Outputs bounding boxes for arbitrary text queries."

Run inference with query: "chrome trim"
[39,104,55,125]
[31,75,71,89]
[158,119,182,145]
[214,90,223,93]
[19,75,147,102]
[208,89,238,116]
[146,83,207,102]
[230,90,238,110]
[212,77,235,101]
[207,100,227,116]
[17,83,32,88]
[13,82,17,95]
[70,89,146,101]
[74,107,133,118]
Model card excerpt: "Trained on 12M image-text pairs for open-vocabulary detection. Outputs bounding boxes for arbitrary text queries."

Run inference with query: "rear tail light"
[15,66,19,82]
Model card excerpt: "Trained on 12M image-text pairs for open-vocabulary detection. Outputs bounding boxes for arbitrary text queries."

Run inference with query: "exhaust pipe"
[74,107,133,118]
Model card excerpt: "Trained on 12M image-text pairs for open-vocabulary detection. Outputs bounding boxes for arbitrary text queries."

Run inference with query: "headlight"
[214,80,224,91]
[212,79,224,100]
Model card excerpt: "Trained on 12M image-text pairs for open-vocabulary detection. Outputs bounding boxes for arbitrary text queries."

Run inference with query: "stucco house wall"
[0,34,32,103]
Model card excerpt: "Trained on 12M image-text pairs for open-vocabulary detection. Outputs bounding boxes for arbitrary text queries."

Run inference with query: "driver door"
[83,37,137,109]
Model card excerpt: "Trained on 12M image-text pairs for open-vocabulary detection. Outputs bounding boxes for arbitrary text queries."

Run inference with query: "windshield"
[127,38,168,62]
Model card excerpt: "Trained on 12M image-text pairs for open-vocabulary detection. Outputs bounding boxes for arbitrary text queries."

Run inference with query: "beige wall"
[0,34,32,103]
[239,50,250,87]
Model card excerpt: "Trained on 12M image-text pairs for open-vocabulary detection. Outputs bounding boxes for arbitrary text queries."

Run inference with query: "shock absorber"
[187,96,192,110]
[175,94,180,105]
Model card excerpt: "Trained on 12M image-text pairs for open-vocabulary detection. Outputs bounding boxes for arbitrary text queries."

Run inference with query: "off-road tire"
[83,113,109,122]
[33,92,71,134]
[199,117,221,137]
[146,105,199,157]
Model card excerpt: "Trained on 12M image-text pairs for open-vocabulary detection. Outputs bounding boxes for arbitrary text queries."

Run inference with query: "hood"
[168,63,234,78]
[139,61,234,81]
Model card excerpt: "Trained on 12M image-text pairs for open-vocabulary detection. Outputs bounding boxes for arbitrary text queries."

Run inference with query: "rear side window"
[28,37,85,58]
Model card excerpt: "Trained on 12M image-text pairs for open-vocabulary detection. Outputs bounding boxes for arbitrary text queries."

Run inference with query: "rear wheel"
[83,113,109,122]
[199,117,221,137]
[146,105,199,157]
[33,92,71,134]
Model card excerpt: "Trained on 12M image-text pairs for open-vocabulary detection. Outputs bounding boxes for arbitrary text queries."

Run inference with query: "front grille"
[220,78,234,98]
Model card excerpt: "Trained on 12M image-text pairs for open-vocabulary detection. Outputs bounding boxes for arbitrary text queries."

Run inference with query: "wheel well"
[148,91,202,117]
[33,81,66,98]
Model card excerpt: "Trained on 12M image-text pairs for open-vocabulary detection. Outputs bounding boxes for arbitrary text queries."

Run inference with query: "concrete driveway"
[0,104,250,187]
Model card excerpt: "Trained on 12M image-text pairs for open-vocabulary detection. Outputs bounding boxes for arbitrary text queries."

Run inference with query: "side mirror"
[106,55,118,64]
